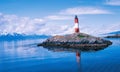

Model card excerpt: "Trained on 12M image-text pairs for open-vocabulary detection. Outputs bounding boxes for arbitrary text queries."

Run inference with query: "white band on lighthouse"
[74,23,79,28]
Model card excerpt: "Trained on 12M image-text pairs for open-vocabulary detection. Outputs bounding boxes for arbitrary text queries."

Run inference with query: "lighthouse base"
[75,28,79,33]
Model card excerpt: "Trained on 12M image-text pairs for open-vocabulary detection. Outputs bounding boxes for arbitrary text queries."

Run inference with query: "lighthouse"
[74,15,79,33]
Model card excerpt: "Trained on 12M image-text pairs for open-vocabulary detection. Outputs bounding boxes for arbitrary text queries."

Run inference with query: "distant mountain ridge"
[107,31,120,35]
[105,31,120,38]
[0,33,51,41]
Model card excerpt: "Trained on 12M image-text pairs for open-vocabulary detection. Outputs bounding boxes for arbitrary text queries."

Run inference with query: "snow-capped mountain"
[0,33,51,41]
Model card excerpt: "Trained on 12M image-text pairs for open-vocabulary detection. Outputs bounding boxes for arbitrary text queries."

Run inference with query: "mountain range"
[0,30,120,41]
[107,31,120,35]
[105,31,120,38]
[0,33,51,41]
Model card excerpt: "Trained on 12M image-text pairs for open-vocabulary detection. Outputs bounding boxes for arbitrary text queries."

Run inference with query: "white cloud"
[104,22,120,32]
[0,13,45,35]
[0,13,74,35]
[81,22,120,36]
[45,15,73,20]
[106,0,120,6]
[59,7,111,15]
[37,23,74,35]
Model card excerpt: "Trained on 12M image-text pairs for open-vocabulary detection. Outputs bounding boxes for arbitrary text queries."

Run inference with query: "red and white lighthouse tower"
[74,15,79,33]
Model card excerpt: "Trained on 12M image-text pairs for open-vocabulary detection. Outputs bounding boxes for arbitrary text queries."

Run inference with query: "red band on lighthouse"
[74,15,79,33]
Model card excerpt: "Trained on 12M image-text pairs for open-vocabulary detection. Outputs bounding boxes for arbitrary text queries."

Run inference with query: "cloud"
[0,13,74,35]
[0,13,45,35]
[59,7,111,15]
[104,22,120,32]
[45,15,73,20]
[84,22,120,35]
[106,0,120,6]
[44,7,112,21]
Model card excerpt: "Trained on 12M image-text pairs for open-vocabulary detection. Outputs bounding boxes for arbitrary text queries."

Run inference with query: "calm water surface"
[0,38,120,72]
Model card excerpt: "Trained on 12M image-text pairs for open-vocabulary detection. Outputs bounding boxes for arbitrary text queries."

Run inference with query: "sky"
[0,0,120,35]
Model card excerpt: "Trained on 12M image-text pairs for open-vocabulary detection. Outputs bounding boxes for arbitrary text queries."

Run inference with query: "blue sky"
[0,0,120,35]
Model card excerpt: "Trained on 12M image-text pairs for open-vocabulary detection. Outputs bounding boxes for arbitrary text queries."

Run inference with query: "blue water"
[0,38,120,72]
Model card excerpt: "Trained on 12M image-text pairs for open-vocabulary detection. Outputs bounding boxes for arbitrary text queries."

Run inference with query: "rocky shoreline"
[38,33,112,50]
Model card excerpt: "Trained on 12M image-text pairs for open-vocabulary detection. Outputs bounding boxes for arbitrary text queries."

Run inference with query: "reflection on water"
[0,38,120,72]
[42,45,84,72]
[76,51,81,64]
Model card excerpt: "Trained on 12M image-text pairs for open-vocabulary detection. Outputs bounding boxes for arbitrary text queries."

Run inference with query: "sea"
[0,38,120,72]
